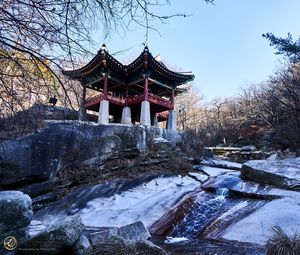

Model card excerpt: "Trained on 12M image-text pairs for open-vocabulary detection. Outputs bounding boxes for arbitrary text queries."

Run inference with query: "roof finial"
[143,43,149,52]
[100,43,108,53]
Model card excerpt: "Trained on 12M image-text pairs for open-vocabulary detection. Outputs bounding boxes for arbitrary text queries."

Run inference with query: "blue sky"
[96,0,300,102]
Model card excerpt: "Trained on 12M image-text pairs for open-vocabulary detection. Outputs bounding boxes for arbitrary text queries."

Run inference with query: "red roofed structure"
[62,44,194,130]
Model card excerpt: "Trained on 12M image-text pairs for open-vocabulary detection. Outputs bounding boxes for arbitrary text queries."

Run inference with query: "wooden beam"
[148,78,173,90]
[109,76,127,86]
[85,76,104,87]
[128,78,144,86]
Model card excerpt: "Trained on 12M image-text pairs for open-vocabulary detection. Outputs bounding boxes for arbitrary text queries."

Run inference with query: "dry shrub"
[179,128,210,163]
[266,226,300,255]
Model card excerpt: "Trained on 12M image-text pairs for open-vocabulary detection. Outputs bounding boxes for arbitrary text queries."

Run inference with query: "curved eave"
[62,47,195,85]
[148,54,194,84]
[62,51,125,79]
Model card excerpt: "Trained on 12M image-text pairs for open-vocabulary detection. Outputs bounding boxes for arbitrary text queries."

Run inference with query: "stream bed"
[152,188,266,254]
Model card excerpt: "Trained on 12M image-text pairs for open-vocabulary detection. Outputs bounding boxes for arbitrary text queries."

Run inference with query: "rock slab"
[241,157,300,189]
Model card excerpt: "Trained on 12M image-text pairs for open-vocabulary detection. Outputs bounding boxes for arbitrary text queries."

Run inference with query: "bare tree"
[175,84,203,130]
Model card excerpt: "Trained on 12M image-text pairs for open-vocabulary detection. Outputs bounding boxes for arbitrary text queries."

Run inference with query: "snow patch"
[165,237,188,243]
[202,158,242,170]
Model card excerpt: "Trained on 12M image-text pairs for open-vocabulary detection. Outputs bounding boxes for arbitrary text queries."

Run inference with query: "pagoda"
[62,45,194,130]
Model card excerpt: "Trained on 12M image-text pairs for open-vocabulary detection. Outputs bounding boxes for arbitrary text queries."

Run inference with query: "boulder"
[118,221,151,242]
[0,191,32,234]
[92,236,166,255]
[21,215,84,254]
[90,228,119,246]
[0,191,32,255]
[72,234,92,255]
[241,157,300,190]
[89,221,150,246]
[135,240,167,255]
[202,175,240,192]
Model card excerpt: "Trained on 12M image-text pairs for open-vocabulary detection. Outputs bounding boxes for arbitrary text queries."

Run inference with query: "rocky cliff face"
[0,121,180,187]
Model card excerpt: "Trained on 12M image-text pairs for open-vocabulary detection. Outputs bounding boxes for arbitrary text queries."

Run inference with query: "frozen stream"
[29,168,266,254]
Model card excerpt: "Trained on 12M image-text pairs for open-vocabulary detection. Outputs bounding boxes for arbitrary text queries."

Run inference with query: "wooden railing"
[148,93,173,109]
[84,93,126,108]
[84,92,172,109]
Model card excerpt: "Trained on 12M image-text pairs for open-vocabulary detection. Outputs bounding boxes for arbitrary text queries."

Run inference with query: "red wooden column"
[98,72,109,124]
[125,85,129,106]
[103,74,108,100]
[171,88,175,110]
[144,75,149,101]
[82,85,86,105]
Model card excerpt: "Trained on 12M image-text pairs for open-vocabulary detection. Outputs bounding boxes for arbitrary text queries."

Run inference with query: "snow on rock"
[32,176,199,235]
[164,237,188,243]
[201,158,242,170]
[202,175,241,192]
[188,172,209,183]
[28,220,47,237]
[153,137,170,144]
[241,157,300,189]
[221,197,300,245]
[193,165,236,177]
[79,176,199,228]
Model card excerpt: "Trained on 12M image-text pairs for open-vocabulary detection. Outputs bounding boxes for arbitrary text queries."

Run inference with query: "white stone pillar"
[140,101,151,126]
[167,110,176,131]
[98,100,109,124]
[121,106,132,124]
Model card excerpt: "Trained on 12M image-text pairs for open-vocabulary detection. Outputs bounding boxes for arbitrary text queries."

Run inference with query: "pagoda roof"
[62,45,194,87]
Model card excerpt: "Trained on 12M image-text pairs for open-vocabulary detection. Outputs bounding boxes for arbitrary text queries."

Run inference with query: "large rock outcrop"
[241,157,300,189]
[0,121,180,186]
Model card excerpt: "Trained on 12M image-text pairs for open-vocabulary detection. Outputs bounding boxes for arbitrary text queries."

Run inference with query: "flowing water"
[168,188,232,239]
[156,187,266,254]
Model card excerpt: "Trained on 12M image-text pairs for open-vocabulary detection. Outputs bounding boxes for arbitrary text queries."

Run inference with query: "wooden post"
[125,85,129,106]
[144,75,149,101]
[103,74,108,99]
[171,88,175,110]
[82,85,86,106]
